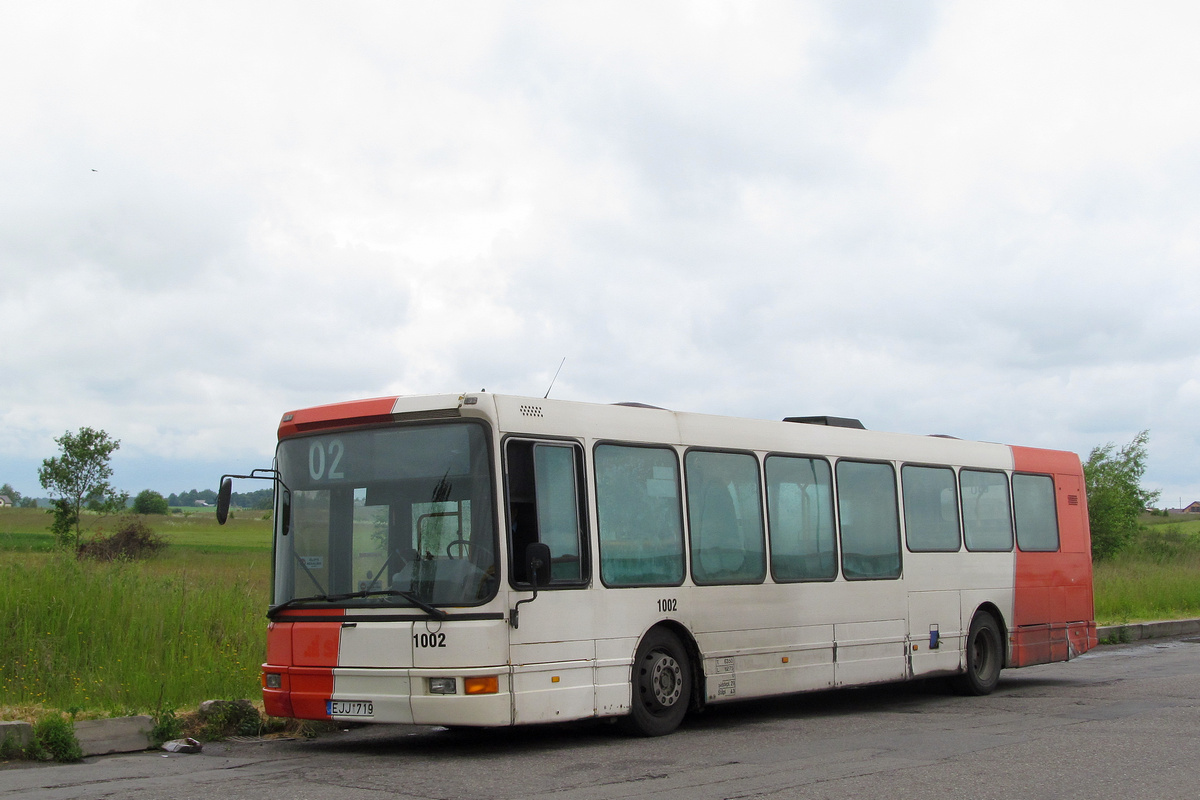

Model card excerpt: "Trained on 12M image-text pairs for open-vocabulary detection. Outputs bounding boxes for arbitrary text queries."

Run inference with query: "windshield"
[273,421,497,611]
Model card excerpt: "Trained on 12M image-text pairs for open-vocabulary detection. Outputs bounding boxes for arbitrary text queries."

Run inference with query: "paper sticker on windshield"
[301,556,324,569]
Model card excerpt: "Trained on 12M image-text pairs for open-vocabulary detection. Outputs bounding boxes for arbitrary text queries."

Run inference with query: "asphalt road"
[4,637,1199,800]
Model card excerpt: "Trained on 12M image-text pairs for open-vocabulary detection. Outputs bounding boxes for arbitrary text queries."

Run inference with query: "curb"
[73,715,153,757]
[0,716,152,759]
[0,720,32,749]
[1096,617,1200,642]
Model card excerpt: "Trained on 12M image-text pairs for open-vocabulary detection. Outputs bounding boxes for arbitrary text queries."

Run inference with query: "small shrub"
[32,714,82,762]
[132,490,169,515]
[48,499,79,549]
[190,699,262,741]
[77,517,166,561]
[149,709,183,747]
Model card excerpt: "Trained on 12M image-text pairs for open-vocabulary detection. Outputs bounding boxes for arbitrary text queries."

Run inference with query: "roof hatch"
[783,415,866,429]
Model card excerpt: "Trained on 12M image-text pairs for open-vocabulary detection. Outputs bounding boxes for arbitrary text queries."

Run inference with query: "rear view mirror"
[216,477,233,525]
[215,468,288,529]
[526,542,552,589]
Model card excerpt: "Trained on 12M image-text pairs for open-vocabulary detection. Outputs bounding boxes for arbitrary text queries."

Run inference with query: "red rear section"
[262,610,342,720]
[1009,446,1096,666]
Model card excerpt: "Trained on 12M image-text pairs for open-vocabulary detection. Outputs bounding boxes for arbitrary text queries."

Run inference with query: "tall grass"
[1093,524,1200,624]
[0,548,269,714]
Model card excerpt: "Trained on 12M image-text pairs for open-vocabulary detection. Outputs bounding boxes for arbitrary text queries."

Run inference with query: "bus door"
[504,439,595,724]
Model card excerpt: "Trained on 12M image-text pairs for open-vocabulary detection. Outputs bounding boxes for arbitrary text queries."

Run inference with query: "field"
[0,507,271,721]
[1093,515,1200,624]
[0,506,271,552]
[1,507,1199,724]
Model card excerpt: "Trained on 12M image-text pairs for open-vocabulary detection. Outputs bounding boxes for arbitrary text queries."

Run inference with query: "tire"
[955,612,1003,695]
[625,628,692,736]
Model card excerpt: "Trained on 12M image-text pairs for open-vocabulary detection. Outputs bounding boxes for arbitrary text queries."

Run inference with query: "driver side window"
[506,440,589,587]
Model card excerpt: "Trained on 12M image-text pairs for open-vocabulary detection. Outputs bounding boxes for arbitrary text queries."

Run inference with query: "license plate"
[327,700,374,717]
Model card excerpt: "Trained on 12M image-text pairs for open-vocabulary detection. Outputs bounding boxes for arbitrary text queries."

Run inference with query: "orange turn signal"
[464,676,499,695]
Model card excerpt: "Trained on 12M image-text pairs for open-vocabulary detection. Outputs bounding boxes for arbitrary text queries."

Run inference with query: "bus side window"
[836,460,902,580]
[506,440,587,585]
[961,469,1013,552]
[766,455,837,581]
[1013,473,1059,552]
[685,450,766,585]
[901,465,961,552]
[594,444,685,587]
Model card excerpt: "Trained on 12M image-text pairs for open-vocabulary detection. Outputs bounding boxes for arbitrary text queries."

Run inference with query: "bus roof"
[276,392,1078,474]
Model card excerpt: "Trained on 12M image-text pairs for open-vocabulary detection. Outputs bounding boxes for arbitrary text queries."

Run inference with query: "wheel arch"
[969,601,1010,669]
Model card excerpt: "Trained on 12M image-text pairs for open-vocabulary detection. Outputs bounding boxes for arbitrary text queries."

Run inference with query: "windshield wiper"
[267,589,447,620]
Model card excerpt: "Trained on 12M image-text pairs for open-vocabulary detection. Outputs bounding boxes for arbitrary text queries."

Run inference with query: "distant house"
[0,496,11,507]
[1183,501,1200,514]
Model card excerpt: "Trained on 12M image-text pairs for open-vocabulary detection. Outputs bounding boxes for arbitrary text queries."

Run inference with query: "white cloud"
[1,2,1198,504]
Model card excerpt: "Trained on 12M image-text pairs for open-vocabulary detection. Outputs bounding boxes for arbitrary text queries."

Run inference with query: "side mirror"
[216,477,233,525]
[215,467,288,529]
[525,542,552,588]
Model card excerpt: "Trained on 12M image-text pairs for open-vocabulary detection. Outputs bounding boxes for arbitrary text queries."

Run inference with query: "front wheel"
[625,628,692,736]
[955,612,1003,695]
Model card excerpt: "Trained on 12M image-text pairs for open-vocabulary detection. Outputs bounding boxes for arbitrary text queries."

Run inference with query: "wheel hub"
[648,652,683,708]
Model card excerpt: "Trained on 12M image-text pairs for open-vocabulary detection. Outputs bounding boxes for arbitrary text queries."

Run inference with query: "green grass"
[0,507,272,720]
[1093,523,1200,624]
[0,549,269,715]
[1141,512,1200,531]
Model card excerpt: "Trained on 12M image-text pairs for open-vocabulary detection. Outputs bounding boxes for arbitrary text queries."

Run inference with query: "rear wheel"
[626,628,691,736]
[955,612,1003,695]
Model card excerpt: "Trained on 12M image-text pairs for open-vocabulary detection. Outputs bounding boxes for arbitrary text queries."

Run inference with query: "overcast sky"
[2,2,1198,506]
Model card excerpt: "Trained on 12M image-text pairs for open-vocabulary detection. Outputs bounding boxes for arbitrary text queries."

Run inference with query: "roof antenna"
[544,357,566,399]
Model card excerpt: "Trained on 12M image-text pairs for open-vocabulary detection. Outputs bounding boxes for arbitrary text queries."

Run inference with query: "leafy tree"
[0,483,36,507]
[172,488,217,507]
[0,483,23,506]
[232,488,274,510]
[85,485,129,513]
[37,427,122,550]
[132,489,170,515]
[1083,429,1160,560]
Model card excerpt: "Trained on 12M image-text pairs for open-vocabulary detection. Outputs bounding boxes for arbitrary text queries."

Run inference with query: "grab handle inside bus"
[510,542,551,629]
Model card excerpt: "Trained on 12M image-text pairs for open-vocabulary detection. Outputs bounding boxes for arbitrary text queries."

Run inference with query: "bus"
[217,392,1096,736]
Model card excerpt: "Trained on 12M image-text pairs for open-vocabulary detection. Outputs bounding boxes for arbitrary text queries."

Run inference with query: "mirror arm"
[509,557,544,630]
[216,469,290,527]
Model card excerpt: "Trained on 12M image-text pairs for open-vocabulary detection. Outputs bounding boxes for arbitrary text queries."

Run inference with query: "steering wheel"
[446,538,473,559]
